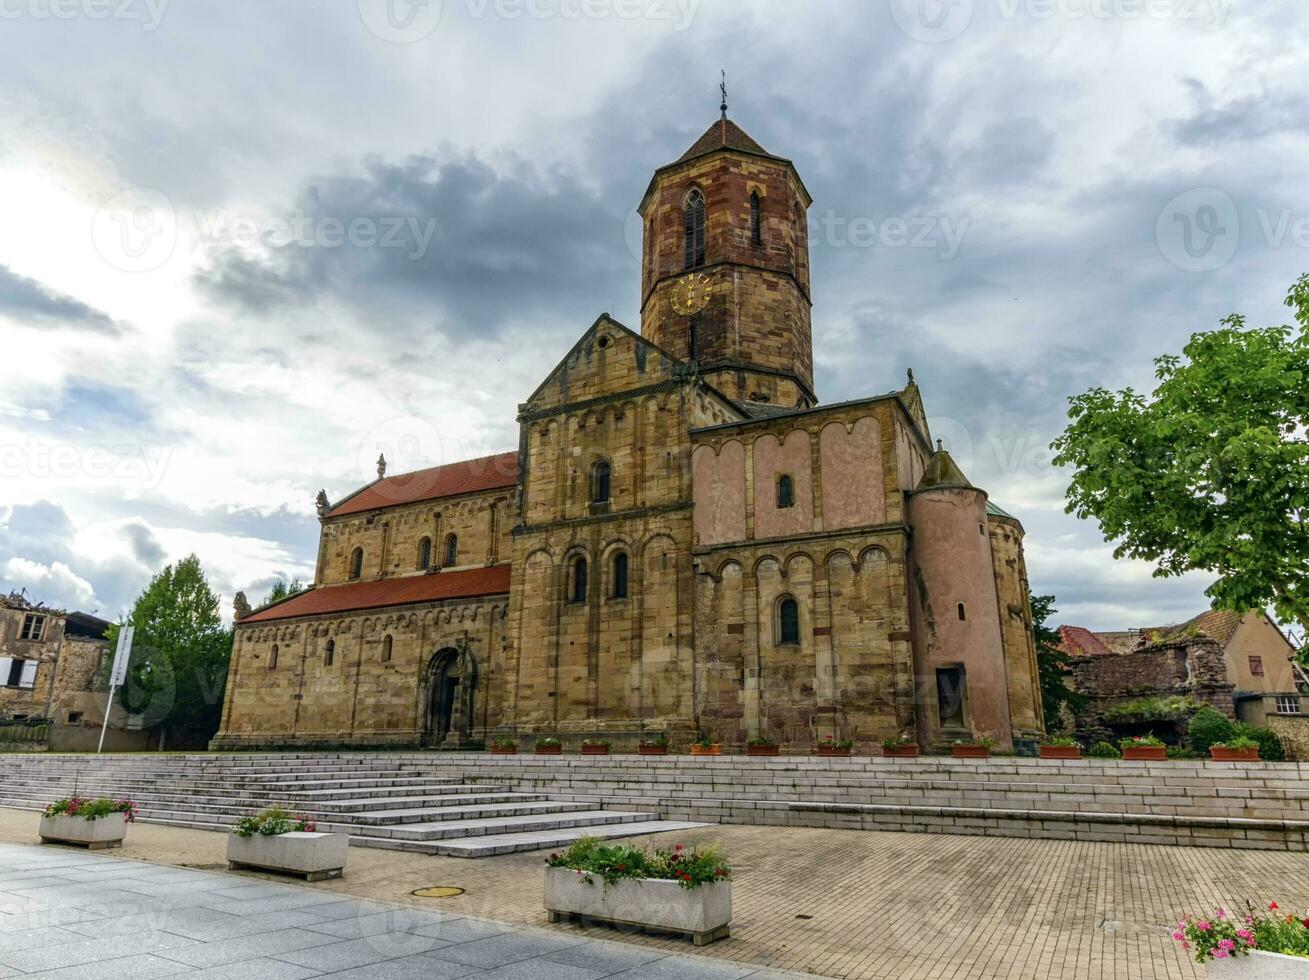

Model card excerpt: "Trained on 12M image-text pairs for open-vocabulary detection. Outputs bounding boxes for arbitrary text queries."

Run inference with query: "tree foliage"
[106,554,232,746]
[1051,274,1309,651]
[1030,593,1086,730]
[260,577,304,607]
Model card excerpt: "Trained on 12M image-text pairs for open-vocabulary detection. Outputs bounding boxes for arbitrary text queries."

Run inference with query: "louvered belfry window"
[684,190,706,269]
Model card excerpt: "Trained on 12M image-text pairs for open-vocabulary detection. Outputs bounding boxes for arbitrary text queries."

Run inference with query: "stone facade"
[214,113,1045,753]
[0,593,110,726]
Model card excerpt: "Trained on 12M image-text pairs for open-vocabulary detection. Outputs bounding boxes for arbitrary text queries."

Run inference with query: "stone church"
[214,112,1046,754]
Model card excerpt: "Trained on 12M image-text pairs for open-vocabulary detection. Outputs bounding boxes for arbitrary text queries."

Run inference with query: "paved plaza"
[3,807,1309,978]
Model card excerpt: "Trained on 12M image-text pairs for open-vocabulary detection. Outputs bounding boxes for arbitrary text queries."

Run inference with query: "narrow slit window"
[324,639,335,667]
[349,548,364,580]
[778,597,800,645]
[684,189,706,268]
[750,191,762,245]
[382,635,393,663]
[269,644,279,670]
[777,475,795,509]
[418,537,432,570]
[445,534,458,567]
[572,558,589,604]
[957,603,967,621]
[612,552,629,599]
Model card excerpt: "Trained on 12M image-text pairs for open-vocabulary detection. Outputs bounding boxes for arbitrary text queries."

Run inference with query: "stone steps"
[0,756,698,857]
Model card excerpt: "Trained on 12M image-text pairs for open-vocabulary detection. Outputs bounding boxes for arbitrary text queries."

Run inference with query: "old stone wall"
[1268,716,1309,761]
[988,516,1044,739]
[0,605,65,720]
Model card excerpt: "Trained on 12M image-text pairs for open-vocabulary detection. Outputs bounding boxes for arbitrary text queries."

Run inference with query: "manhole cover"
[413,886,465,899]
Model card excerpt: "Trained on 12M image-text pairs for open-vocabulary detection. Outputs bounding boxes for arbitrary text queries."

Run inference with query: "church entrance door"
[424,646,477,748]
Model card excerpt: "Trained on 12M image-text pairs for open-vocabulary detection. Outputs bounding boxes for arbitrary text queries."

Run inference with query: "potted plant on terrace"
[1173,901,1309,976]
[747,736,780,757]
[951,736,994,759]
[1040,736,1083,760]
[1211,735,1262,762]
[1120,734,1167,760]
[544,836,732,946]
[638,733,669,756]
[227,806,347,881]
[490,737,518,755]
[39,797,137,850]
[882,734,919,758]
[816,735,853,757]
[689,732,721,756]
[581,738,611,756]
[535,737,563,756]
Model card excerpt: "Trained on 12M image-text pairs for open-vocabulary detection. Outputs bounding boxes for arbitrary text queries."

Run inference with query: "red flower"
[1270,903,1279,911]
[1301,918,1309,929]
[674,844,684,851]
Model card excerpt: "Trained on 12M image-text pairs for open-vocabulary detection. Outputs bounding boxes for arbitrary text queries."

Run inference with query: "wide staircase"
[0,754,703,858]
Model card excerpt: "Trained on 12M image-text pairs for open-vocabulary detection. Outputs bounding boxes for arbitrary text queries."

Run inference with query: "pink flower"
[1218,940,1235,951]
[1172,931,1184,941]
[1182,942,1191,951]
[1237,930,1253,941]
[1217,909,1227,919]
[1214,949,1230,959]
[1197,921,1212,931]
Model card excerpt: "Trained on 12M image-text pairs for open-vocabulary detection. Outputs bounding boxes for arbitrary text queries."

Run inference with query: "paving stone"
[303,907,460,939]
[178,957,324,980]
[151,928,339,969]
[427,931,593,968]
[273,932,446,970]
[4,953,195,980]
[0,930,198,973]
[317,953,482,980]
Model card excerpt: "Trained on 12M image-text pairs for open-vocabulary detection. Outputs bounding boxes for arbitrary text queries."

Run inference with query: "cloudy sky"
[0,0,1305,630]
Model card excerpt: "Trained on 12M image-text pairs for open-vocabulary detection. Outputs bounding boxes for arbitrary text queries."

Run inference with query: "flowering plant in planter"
[952,736,994,758]
[43,797,137,822]
[882,735,918,757]
[1174,902,1309,963]
[535,737,563,754]
[1120,734,1163,748]
[747,736,780,756]
[232,806,316,838]
[1040,736,1082,759]
[690,732,721,755]
[638,733,669,754]
[546,837,731,890]
[816,735,854,755]
[490,737,518,754]
[580,738,611,754]
[1211,735,1261,761]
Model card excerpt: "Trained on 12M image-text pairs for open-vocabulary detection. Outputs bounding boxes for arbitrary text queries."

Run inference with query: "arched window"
[349,548,363,580]
[778,597,800,645]
[750,191,762,245]
[382,635,393,662]
[444,534,458,567]
[418,537,432,570]
[591,459,611,504]
[572,557,589,604]
[684,189,706,269]
[324,639,335,667]
[269,644,278,670]
[611,552,629,600]
[777,475,795,509]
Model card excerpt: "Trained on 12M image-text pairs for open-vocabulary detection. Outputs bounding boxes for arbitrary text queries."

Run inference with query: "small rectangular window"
[936,667,966,727]
[20,614,45,641]
[1276,695,1302,715]
[67,712,83,724]
[1249,656,1264,677]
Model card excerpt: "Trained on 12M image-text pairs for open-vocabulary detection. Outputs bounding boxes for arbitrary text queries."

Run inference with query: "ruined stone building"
[214,112,1045,753]
[0,591,110,727]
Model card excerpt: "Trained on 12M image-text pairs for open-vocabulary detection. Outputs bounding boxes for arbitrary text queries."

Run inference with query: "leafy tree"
[1052,274,1309,660]
[261,577,304,607]
[107,555,233,747]
[1030,593,1086,730]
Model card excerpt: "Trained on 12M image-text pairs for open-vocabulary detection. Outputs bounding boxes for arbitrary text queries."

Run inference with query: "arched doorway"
[423,646,477,748]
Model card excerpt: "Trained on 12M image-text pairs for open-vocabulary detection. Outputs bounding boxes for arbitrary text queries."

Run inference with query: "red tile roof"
[678,118,773,163]
[328,451,517,517]
[1057,625,1111,657]
[241,565,511,625]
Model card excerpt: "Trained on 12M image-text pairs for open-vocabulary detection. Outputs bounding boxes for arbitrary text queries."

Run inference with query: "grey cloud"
[0,265,121,335]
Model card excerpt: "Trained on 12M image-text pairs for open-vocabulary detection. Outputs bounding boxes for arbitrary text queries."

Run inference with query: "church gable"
[522,315,684,415]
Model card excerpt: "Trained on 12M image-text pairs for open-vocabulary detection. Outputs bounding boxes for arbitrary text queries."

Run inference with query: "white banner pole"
[99,625,134,755]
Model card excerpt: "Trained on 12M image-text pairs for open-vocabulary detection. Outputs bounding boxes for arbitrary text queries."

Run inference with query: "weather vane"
[720,70,728,118]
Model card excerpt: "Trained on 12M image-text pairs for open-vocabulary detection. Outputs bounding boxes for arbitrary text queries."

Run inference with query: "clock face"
[670,273,712,315]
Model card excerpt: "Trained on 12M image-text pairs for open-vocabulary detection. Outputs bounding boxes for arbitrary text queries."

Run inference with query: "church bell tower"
[637,105,815,409]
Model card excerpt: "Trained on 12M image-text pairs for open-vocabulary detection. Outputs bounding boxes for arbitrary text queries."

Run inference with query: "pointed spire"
[907,368,916,385]
[915,440,975,491]
[376,453,387,479]
[720,69,728,119]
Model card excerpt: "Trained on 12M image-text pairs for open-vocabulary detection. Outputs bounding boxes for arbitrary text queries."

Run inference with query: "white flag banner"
[110,626,134,687]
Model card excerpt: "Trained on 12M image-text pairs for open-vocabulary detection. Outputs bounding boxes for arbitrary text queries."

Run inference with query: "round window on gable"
[597,334,611,349]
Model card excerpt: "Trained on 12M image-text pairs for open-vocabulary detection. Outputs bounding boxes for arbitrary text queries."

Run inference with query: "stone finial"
[907,368,915,385]
[233,591,252,622]
[936,439,944,452]
[315,489,330,517]
[377,453,387,479]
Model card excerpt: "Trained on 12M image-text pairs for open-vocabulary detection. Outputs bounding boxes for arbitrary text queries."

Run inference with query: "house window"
[418,537,432,570]
[444,534,458,567]
[750,191,762,245]
[20,614,45,641]
[269,644,279,670]
[571,557,589,604]
[777,475,795,509]
[1276,695,1302,715]
[1249,656,1265,677]
[591,459,612,505]
[612,552,629,600]
[324,640,335,667]
[957,603,967,621]
[1,658,37,689]
[349,548,364,580]
[382,635,393,663]
[684,189,706,269]
[778,597,800,645]
[936,666,966,727]
[67,712,83,724]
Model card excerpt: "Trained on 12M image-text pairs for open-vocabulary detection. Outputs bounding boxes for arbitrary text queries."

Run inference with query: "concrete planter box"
[1040,745,1082,759]
[951,745,991,759]
[227,832,348,881]
[1122,746,1167,760]
[544,867,731,946]
[39,813,126,850]
[1211,747,1260,761]
[1208,951,1309,978]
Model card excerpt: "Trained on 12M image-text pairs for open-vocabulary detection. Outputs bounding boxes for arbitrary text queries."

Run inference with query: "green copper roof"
[986,501,1016,519]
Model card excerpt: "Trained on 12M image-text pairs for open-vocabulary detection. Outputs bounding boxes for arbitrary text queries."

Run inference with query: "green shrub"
[1087,741,1121,758]
[1242,726,1286,762]
[1043,736,1080,747]
[546,836,730,890]
[1103,696,1198,723]
[1187,706,1236,753]
[1166,746,1204,759]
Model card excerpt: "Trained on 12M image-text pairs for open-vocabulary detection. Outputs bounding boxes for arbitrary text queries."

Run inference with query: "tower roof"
[677,117,774,164]
[914,441,975,491]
